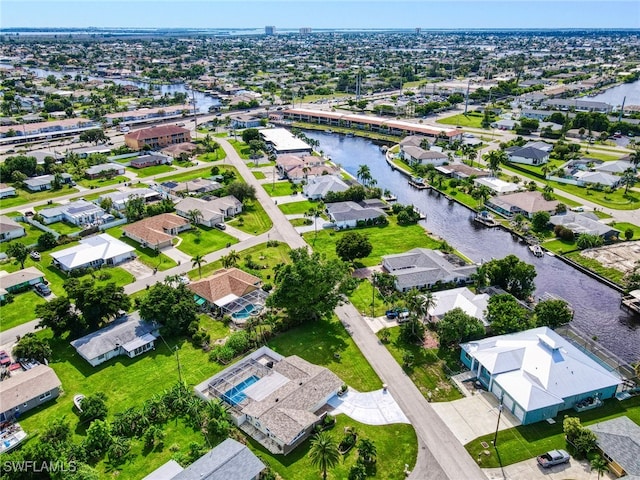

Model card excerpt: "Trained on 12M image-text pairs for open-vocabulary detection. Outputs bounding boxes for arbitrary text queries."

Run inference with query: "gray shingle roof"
[589,416,640,476]
[549,212,619,237]
[0,365,61,412]
[509,146,549,160]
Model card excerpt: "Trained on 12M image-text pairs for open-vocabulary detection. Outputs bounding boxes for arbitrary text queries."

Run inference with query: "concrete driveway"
[483,457,616,480]
[327,388,410,425]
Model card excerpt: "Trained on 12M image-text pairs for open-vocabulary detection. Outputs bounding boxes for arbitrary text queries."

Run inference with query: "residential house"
[230,114,262,129]
[0,365,62,422]
[474,177,520,195]
[260,128,313,155]
[326,201,386,229]
[85,162,125,179]
[130,153,173,169]
[588,416,640,478]
[0,216,25,243]
[461,327,621,424]
[401,145,449,167]
[68,145,112,158]
[549,212,620,241]
[399,135,429,149]
[124,125,191,151]
[573,170,621,188]
[429,287,490,327]
[486,191,559,219]
[0,183,17,199]
[160,178,223,197]
[70,312,159,367]
[523,141,554,153]
[145,439,266,480]
[98,188,162,211]
[593,160,634,174]
[506,146,550,166]
[51,233,135,272]
[381,248,477,292]
[122,213,190,250]
[175,196,243,226]
[39,200,106,226]
[23,173,72,192]
[161,142,197,158]
[195,346,343,455]
[491,119,517,130]
[303,175,349,200]
[436,163,490,180]
[520,109,551,121]
[0,267,46,301]
[188,268,266,319]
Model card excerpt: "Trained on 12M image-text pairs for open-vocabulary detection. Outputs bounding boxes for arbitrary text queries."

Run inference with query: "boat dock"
[473,211,499,227]
[408,177,429,189]
[529,244,544,257]
[621,290,640,316]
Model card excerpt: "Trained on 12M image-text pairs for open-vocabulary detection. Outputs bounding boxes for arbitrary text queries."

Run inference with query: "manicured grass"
[565,251,626,285]
[160,166,227,183]
[229,201,273,235]
[227,139,251,159]
[0,186,79,210]
[77,175,128,188]
[249,415,417,480]
[252,171,266,180]
[290,218,311,227]
[197,150,227,161]
[82,189,116,201]
[437,112,490,129]
[247,160,276,168]
[581,151,622,161]
[126,164,176,178]
[0,221,42,252]
[176,225,238,257]
[188,241,291,281]
[278,200,318,215]
[304,218,442,267]
[465,396,640,468]
[268,315,381,392]
[348,279,389,317]
[105,226,178,271]
[0,290,48,332]
[542,179,638,211]
[378,327,463,402]
[391,157,412,172]
[263,181,295,197]
[610,222,640,240]
[48,221,82,236]
[543,238,579,255]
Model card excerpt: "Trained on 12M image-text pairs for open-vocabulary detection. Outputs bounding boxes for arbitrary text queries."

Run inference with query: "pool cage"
[221,290,269,317]
[207,358,272,410]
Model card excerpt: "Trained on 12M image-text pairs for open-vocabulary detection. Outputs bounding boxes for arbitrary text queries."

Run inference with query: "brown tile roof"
[188,268,261,304]
[122,213,189,247]
[0,365,61,412]
[125,125,190,141]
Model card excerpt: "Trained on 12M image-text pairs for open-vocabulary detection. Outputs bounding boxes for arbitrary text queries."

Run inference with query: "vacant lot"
[579,240,640,276]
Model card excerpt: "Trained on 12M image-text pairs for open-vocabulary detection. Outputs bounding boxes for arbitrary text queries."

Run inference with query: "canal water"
[306,130,639,363]
[589,79,640,107]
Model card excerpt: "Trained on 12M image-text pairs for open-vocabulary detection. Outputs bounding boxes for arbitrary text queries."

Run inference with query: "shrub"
[209,345,235,363]
[226,330,250,354]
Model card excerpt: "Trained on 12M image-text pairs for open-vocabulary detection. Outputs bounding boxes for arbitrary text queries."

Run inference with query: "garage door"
[503,395,514,411]
[491,384,503,399]
[513,405,525,422]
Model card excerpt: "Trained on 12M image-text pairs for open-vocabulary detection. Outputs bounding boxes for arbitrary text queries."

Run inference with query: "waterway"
[305,130,639,363]
[589,79,640,106]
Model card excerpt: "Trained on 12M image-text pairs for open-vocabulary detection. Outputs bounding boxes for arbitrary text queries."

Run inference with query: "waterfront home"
[194,346,343,455]
[260,128,313,156]
[0,267,46,301]
[460,327,621,425]
[0,365,62,421]
[588,416,640,478]
[381,248,477,292]
[325,201,386,229]
[85,162,125,179]
[429,287,490,327]
[39,200,106,226]
[486,191,559,219]
[125,125,191,151]
[0,216,25,243]
[50,233,135,272]
[70,312,159,367]
[97,188,162,211]
[506,146,550,166]
[122,213,191,250]
[436,163,490,180]
[303,175,349,200]
[23,173,73,192]
[401,145,449,167]
[474,177,519,195]
[549,212,620,241]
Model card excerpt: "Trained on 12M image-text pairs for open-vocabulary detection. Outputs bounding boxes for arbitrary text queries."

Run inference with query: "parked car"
[386,307,410,320]
[537,450,570,468]
[29,251,41,261]
[0,350,11,366]
[34,282,51,297]
[214,222,227,230]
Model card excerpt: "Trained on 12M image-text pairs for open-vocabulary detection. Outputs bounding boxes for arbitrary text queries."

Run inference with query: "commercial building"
[125,125,191,150]
[260,128,313,155]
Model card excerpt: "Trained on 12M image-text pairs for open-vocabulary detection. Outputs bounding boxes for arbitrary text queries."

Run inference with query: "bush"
[225,330,250,354]
[209,345,235,363]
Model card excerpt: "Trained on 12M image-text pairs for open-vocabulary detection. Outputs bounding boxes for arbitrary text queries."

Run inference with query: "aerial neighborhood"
[0,17,639,480]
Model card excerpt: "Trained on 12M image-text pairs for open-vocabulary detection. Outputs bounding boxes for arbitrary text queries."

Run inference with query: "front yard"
[0,185,80,210]
[278,199,319,215]
[262,181,296,197]
[0,290,48,332]
[176,225,238,257]
[77,175,128,189]
[126,164,176,178]
[105,226,178,271]
[228,201,273,235]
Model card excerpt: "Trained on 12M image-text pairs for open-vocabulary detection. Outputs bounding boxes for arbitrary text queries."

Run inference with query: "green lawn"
[126,164,176,178]
[82,189,117,202]
[436,112,490,129]
[227,139,251,159]
[105,226,178,271]
[278,200,319,215]
[252,171,267,180]
[378,327,463,402]
[268,315,381,392]
[176,225,238,257]
[610,222,640,240]
[160,166,230,183]
[229,201,273,235]
[0,221,42,252]
[249,415,417,480]
[348,279,389,317]
[581,151,623,161]
[290,218,311,227]
[263,181,295,197]
[48,221,82,236]
[77,176,128,189]
[0,290,48,332]
[0,186,79,210]
[465,396,640,468]
[188,241,291,281]
[304,218,442,267]
[543,238,579,255]
[197,150,227,161]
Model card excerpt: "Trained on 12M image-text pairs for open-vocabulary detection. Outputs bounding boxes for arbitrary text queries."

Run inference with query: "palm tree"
[629,148,640,169]
[621,168,637,195]
[187,209,203,227]
[191,254,207,279]
[590,455,609,480]
[485,150,507,177]
[357,164,372,187]
[308,431,340,480]
[221,250,240,269]
[357,438,377,464]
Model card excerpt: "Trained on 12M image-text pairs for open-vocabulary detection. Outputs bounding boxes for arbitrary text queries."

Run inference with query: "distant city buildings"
[265,25,276,35]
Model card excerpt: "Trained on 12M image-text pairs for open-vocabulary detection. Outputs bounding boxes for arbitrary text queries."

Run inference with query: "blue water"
[222,375,259,406]
[232,304,259,320]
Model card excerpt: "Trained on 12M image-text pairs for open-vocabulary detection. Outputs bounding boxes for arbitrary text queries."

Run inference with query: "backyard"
[0,221,42,252]
[105,226,178,271]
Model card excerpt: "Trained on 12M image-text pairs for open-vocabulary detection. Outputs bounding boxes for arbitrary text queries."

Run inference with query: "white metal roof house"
[302,175,349,200]
[429,287,490,327]
[382,248,477,292]
[70,312,159,367]
[460,327,621,425]
[473,177,520,195]
[50,233,135,272]
[39,200,105,226]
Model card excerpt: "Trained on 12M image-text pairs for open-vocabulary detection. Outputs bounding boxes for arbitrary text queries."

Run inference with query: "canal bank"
[304,129,639,363]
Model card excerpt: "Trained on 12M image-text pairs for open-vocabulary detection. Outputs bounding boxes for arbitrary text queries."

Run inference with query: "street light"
[493,395,504,447]
[371,274,375,318]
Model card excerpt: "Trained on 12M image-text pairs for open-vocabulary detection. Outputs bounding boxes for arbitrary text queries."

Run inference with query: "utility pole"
[493,396,504,447]
[371,274,375,318]
[175,346,183,384]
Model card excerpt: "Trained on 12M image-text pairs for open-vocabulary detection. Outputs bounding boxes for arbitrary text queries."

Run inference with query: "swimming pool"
[221,375,259,406]
[231,304,262,320]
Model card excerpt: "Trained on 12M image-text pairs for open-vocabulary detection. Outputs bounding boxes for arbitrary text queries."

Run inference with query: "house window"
[39,391,51,401]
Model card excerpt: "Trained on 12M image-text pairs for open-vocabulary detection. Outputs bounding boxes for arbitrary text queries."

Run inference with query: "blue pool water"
[222,375,259,406]
[231,304,261,320]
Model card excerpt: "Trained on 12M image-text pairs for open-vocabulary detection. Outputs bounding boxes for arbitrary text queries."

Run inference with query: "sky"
[2,0,640,30]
